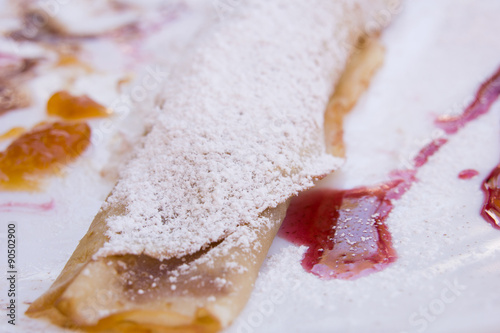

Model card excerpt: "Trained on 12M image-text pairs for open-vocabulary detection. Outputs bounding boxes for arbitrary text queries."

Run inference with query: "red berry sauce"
[279,170,415,280]
[279,65,500,280]
[413,138,448,168]
[481,166,500,229]
[435,67,500,134]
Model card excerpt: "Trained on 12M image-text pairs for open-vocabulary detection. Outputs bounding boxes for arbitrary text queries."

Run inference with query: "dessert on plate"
[23,0,395,331]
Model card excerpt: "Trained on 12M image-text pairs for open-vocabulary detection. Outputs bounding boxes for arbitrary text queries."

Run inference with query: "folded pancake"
[26,0,394,331]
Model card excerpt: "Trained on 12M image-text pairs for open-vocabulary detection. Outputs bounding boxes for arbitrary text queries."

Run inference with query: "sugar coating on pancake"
[96,0,385,261]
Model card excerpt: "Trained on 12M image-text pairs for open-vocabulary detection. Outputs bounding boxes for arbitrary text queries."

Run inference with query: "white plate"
[2,0,500,332]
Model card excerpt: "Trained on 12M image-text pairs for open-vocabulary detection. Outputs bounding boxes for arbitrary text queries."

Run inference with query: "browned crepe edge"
[26,200,289,333]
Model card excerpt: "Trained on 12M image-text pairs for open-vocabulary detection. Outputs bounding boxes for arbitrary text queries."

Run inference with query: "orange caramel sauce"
[0,127,25,141]
[0,122,91,190]
[47,91,111,120]
[57,54,81,67]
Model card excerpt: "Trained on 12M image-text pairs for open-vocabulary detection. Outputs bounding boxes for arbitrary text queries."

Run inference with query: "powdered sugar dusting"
[96,0,381,260]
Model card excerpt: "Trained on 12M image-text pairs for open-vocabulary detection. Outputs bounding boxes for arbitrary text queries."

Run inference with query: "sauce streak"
[413,138,447,168]
[481,166,500,229]
[436,67,500,134]
[280,65,500,280]
[434,67,500,228]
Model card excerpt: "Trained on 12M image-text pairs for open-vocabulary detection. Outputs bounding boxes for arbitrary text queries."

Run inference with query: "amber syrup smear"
[0,89,113,191]
[0,122,91,191]
[47,91,111,120]
[280,65,500,280]
[0,127,25,141]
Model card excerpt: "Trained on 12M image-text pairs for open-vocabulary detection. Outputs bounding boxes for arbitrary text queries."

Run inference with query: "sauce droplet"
[47,91,111,120]
[0,122,91,190]
[0,127,25,141]
[458,169,479,180]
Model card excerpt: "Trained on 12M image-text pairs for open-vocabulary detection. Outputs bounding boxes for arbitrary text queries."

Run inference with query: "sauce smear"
[436,67,500,134]
[0,122,91,190]
[413,138,447,167]
[0,200,54,213]
[47,91,111,120]
[280,64,500,280]
[279,171,414,280]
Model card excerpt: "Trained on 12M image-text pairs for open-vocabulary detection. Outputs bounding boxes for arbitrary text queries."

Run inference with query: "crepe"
[26,0,393,331]
[26,199,289,332]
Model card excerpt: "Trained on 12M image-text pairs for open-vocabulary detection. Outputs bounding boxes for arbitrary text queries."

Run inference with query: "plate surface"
[1,0,500,332]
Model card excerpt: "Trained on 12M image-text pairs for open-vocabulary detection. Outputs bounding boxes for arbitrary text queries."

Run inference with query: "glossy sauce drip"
[280,65,500,279]
[0,122,91,190]
[481,166,500,229]
[279,171,414,280]
[47,91,111,120]
[474,69,500,227]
